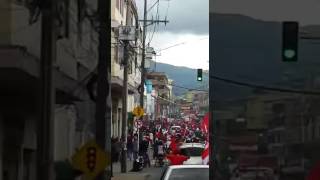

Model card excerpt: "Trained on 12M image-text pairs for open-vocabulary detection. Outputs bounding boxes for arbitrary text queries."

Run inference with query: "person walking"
[149,131,154,147]
[127,134,133,161]
[139,136,151,167]
[132,133,139,160]
[111,137,120,163]
[114,137,122,162]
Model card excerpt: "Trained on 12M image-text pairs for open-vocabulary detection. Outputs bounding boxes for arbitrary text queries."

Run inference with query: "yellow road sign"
[133,106,144,117]
[71,140,111,180]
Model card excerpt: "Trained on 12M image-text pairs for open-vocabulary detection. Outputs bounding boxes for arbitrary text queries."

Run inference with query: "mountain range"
[146,14,320,99]
[148,61,209,96]
[210,13,320,101]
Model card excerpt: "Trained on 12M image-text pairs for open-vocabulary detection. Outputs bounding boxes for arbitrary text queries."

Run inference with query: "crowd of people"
[111,116,209,170]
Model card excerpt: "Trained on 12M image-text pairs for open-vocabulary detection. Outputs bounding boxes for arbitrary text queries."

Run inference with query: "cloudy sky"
[211,0,320,25]
[135,0,209,70]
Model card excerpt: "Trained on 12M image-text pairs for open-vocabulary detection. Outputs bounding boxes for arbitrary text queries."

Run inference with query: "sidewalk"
[111,149,155,180]
[112,160,134,174]
[111,160,151,180]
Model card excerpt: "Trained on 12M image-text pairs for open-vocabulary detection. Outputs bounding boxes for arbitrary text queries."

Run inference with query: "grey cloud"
[210,0,320,25]
[136,0,209,35]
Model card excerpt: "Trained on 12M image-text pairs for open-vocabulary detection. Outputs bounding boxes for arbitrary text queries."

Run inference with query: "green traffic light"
[284,49,296,59]
[197,77,202,81]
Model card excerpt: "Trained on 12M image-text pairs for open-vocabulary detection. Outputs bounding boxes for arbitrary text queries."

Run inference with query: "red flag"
[201,112,209,134]
[202,141,209,165]
[166,154,189,165]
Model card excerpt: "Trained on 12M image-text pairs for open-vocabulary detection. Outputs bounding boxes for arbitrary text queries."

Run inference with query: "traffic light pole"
[95,0,111,179]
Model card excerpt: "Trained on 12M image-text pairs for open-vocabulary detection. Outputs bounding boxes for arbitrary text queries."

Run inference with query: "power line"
[211,75,320,96]
[147,0,159,45]
[151,94,176,104]
[169,83,208,93]
[147,0,159,12]
[157,37,208,52]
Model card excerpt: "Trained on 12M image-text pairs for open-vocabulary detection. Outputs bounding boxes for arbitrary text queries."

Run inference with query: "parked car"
[179,143,205,165]
[160,165,209,180]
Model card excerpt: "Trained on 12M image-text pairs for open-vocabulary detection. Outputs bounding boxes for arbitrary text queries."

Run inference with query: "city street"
[144,167,163,180]
[112,160,163,180]
[112,148,163,180]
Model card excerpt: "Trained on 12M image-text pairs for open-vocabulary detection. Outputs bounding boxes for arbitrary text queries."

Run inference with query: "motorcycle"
[132,156,144,172]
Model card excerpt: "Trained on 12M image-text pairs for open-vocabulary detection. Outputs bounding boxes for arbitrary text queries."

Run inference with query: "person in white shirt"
[149,132,154,147]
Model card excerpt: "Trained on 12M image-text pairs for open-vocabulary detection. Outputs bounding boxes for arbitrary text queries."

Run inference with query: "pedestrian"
[149,131,154,147]
[132,133,139,160]
[127,134,133,161]
[114,137,122,162]
[111,137,118,163]
[139,136,151,167]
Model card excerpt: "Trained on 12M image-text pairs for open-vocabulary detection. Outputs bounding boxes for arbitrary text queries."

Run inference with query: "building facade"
[146,72,172,121]
[111,0,142,137]
[0,0,107,179]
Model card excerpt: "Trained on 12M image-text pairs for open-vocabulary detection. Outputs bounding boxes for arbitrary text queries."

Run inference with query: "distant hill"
[210,13,320,101]
[148,61,209,96]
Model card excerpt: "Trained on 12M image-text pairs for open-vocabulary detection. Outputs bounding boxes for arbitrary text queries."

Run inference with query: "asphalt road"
[143,166,164,180]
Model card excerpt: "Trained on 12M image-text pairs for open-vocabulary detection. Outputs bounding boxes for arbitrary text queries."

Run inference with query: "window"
[180,147,204,156]
[160,166,169,180]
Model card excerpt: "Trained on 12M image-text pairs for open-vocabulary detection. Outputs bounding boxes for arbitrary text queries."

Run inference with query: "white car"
[161,165,209,180]
[170,126,181,134]
[179,143,205,165]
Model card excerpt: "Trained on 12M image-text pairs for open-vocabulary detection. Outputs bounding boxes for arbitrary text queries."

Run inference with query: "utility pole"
[120,0,132,172]
[38,0,56,179]
[139,0,169,109]
[121,41,129,172]
[140,0,148,108]
[96,0,111,179]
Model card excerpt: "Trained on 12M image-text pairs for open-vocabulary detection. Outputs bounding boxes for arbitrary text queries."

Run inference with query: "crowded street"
[111,112,210,180]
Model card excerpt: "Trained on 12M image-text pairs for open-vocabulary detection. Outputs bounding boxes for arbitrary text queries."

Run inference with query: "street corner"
[111,173,151,180]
